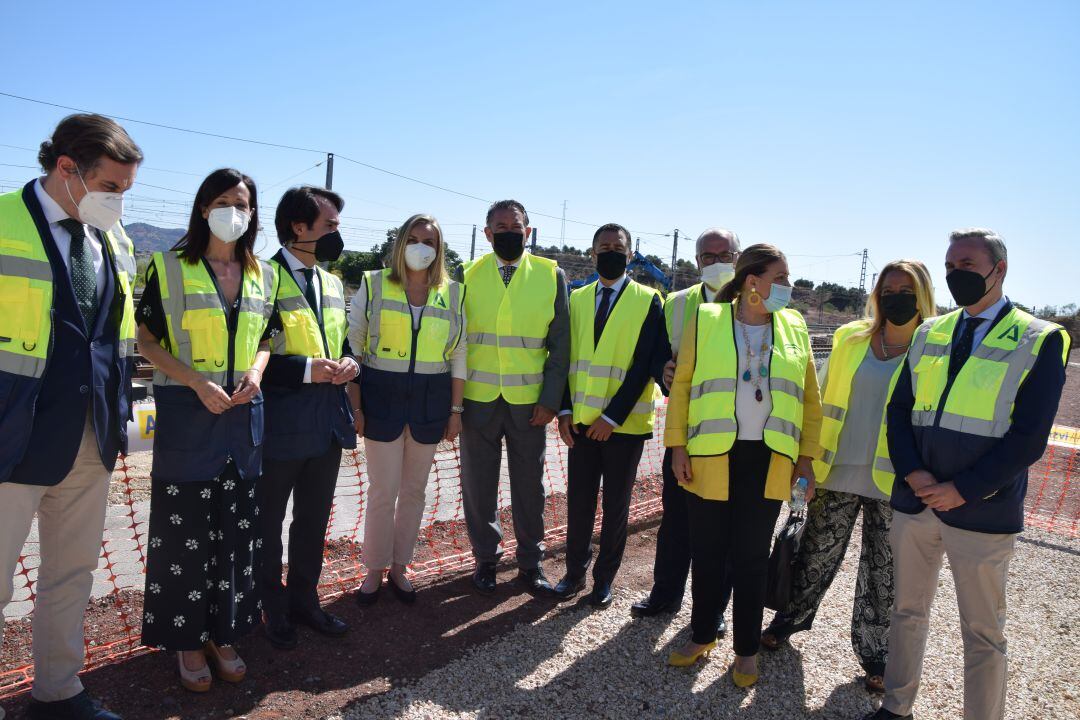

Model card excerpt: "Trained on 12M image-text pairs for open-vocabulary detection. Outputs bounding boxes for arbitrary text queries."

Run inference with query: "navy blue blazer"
[261,249,357,460]
[1,181,132,486]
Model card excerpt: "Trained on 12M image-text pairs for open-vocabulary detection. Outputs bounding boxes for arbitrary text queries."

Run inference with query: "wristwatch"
[450,405,465,414]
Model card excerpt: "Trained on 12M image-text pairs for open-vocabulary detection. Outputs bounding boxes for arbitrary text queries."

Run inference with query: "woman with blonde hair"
[761,259,935,693]
[347,214,466,604]
[666,243,823,688]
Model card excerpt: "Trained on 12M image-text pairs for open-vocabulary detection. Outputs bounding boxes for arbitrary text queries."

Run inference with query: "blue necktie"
[949,317,985,380]
[594,287,614,346]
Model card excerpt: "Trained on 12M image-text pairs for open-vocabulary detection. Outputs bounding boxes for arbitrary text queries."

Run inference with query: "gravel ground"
[338,523,1080,720]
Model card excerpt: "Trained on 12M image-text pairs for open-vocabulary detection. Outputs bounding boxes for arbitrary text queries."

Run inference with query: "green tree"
[794,278,814,289]
[327,249,380,287]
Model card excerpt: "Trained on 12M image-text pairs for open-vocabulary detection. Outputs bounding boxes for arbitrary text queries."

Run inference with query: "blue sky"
[2,1,1077,306]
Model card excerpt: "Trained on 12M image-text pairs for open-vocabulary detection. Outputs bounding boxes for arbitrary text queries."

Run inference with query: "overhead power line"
[0,91,328,154]
[1,90,674,236]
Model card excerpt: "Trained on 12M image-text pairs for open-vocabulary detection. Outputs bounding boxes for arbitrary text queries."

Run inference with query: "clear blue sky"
[2,2,1077,307]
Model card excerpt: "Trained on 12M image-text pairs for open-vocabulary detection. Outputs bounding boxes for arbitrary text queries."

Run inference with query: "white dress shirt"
[34,179,106,304]
[961,294,1009,349]
[594,273,628,312]
[282,246,321,308]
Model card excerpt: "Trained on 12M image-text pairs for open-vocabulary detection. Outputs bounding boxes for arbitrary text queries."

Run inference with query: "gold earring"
[747,287,762,306]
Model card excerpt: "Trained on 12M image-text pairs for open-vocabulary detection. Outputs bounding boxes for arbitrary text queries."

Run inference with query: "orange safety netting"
[2,405,1078,698]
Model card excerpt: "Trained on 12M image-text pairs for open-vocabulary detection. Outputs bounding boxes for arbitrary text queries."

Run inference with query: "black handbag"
[765,509,807,611]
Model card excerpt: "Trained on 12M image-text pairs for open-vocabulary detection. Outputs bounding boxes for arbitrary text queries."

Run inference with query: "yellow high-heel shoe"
[731,662,759,688]
[667,640,717,667]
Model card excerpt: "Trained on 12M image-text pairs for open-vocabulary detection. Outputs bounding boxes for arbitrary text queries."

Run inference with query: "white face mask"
[763,282,793,313]
[404,243,437,271]
[207,206,250,244]
[65,171,124,232]
[700,262,735,290]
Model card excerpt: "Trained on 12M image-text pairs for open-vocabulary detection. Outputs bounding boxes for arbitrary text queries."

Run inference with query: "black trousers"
[257,442,343,617]
[686,440,782,654]
[564,430,645,585]
[649,448,732,620]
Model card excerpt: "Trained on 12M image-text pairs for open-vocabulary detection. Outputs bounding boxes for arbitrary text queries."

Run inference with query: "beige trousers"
[0,417,111,702]
[883,508,1016,720]
[362,427,437,571]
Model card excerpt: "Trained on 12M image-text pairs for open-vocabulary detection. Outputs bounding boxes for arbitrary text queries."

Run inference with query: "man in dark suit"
[553,223,670,607]
[0,114,142,720]
[865,228,1069,720]
[456,200,570,596]
[258,186,358,649]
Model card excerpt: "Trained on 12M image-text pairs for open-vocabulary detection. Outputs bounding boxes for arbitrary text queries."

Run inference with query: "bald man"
[630,229,740,635]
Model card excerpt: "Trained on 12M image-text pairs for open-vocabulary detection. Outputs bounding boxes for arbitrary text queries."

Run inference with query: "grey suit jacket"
[453,257,571,424]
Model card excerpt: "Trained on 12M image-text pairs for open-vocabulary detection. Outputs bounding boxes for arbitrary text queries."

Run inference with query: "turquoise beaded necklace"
[737,302,771,402]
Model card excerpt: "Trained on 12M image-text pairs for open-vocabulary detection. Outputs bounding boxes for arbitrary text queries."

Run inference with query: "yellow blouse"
[665,312,823,501]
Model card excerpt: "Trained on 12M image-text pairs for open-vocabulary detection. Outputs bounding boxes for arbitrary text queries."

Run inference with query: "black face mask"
[595,250,629,281]
[491,231,525,262]
[293,230,344,262]
[879,293,919,326]
[946,266,996,307]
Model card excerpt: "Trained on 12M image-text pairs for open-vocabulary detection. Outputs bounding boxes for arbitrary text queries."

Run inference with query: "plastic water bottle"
[790,477,808,513]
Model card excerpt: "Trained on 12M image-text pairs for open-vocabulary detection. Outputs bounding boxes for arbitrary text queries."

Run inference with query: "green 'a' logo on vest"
[998,324,1020,342]
[435,293,446,308]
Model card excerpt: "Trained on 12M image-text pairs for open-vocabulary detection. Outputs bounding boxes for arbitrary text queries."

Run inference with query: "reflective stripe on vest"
[151,251,276,387]
[362,268,463,374]
[461,252,556,403]
[568,280,658,434]
[664,283,705,355]
[811,319,903,495]
[0,188,136,378]
[908,307,1069,438]
[269,259,348,360]
[686,303,810,460]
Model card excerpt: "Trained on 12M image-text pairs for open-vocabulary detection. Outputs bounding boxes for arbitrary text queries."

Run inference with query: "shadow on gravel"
[2,566,564,720]
[809,678,876,719]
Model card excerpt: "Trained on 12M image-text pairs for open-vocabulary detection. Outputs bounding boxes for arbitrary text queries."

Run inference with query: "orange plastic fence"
[2,407,1077,698]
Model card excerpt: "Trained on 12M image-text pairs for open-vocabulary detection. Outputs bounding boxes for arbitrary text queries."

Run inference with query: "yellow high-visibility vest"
[664,283,706,356]
[907,306,1069,438]
[362,268,464,374]
[813,319,904,495]
[0,188,136,378]
[461,252,557,404]
[686,303,811,461]
[568,280,658,435]
[151,250,277,387]
[269,257,348,359]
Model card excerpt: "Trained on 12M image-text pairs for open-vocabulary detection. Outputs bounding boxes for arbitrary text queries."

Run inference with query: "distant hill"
[125,222,185,253]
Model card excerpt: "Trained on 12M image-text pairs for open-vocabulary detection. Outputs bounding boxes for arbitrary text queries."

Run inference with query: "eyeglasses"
[699,252,738,264]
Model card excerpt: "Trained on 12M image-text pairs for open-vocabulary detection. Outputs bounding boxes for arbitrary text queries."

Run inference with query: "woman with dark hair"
[664,244,822,689]
[136,168,277,692]
[761,260,936,692]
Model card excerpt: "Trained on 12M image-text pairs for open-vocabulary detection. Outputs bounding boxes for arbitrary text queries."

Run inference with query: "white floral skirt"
[141,462,262,651]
